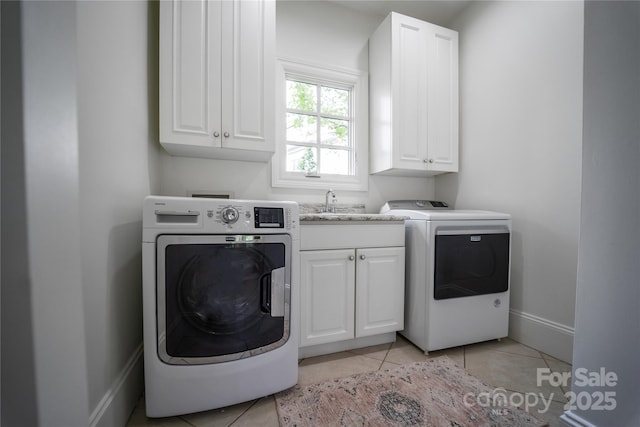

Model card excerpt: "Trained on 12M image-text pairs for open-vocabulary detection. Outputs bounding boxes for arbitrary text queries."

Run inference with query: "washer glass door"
[156,234,292,365]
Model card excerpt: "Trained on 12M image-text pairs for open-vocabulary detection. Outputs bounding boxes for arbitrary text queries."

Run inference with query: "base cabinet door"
[300,246,405,348]
[355,247,405,337]
[300,250,355,347]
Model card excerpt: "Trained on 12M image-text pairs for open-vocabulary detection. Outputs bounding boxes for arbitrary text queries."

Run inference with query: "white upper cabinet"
[159,0,275,162]
[369,12,459,176]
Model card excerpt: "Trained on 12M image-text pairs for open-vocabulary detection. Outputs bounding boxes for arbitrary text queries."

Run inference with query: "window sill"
[271,172,368,192]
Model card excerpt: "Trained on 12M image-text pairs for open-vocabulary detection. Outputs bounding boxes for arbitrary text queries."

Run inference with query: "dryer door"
[433,232,510,300]
[156,234,292,365]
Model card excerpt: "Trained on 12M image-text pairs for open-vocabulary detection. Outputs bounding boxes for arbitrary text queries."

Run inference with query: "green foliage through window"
[297,148,317,173]
[285,78,352,176]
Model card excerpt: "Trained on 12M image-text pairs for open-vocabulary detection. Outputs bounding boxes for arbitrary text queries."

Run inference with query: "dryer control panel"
[380,200,450,213]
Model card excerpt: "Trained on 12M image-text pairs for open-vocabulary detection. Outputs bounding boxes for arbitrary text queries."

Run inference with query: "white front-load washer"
[142,196,299,417]
[381,200,512,353]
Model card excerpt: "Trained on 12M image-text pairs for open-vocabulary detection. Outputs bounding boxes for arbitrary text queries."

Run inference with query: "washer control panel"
[210,202,295,232]
[254,207,286,228]
[145,196,299,234]
[220,206,240,224]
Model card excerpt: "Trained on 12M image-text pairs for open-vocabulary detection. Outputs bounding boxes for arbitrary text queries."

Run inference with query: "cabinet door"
[159,0,275,160]
[369,12,458,176]
[426,25,458,172]
[300,250,355,347]
[392,13,429,171]
[355,247,405,337]
[220,0,275,153]
[159,0,221,148]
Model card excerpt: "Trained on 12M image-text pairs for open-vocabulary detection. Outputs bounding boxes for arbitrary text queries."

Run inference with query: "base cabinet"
[300,244,405,348]
[356,247,405,337]
[300,250,355,346]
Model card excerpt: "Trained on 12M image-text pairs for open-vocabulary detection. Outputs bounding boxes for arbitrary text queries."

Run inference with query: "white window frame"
[271,58,368,191]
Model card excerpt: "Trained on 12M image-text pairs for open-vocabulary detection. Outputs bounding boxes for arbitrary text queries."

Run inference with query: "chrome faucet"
[324,189,336,213]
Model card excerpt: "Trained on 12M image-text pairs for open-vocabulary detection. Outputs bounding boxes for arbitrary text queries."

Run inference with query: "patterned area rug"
[275,356,547,426]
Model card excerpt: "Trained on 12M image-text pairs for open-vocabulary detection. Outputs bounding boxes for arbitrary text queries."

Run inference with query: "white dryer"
[381,200,512,353]
[142,196,299,417]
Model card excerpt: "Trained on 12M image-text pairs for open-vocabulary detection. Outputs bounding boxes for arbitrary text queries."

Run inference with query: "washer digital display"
[254,207,284,228]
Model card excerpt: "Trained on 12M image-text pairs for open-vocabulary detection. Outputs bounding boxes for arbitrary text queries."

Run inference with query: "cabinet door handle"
[223,132,230,138]
[348,255,355,261]
[360,254,366,260]
[213,131,220,138]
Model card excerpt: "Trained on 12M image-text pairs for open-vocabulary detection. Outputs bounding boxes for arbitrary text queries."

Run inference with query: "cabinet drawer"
[301,223,405,250]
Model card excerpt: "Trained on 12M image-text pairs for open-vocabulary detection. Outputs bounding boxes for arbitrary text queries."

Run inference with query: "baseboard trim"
[299,332,397,359]
[89,343,144,427]
[509,308,574,363]
[559,410,598,427]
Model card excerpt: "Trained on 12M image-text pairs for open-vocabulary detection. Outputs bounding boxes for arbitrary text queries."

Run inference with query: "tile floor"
[126,335,572,427]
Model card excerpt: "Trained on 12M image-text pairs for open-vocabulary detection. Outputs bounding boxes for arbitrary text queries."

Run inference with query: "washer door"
[157,234,292,365]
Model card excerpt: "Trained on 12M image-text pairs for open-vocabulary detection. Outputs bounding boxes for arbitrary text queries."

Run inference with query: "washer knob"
[221,207,239,224]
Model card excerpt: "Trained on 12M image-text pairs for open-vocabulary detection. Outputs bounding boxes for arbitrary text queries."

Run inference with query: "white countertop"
[300,213,408,222]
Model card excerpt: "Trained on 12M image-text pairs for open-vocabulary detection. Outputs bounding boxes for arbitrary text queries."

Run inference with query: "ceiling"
[326,0,474,26]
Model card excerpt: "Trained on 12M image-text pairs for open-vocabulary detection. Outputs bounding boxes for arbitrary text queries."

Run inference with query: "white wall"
[77,1,160,425]
[2,1,90,425]
[2,1,159,425]
[437,1,584,362]
[1,3,40,423]
[562,1,640,425]
[158,0,435,212]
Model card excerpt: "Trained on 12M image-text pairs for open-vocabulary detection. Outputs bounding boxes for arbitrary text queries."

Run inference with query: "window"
[285,80,351,176]
[272,59,368,191]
